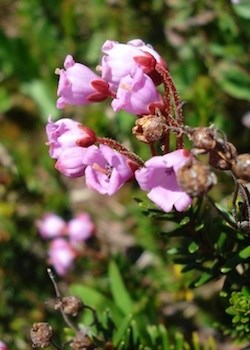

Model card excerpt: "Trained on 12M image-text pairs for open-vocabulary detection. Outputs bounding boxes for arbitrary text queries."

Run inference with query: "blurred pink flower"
[0,341,8,350]
[135,150,192,212]
[68,213,95,243]
[48,238,76,276]
[56,55,110,109]
[36,213,66,239]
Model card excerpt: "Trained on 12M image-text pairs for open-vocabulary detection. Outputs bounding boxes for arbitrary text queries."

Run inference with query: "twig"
[47,268,79,332]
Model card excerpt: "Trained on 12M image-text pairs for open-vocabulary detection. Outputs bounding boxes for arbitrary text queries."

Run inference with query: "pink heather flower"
[46,117,96,159]
[56,55,110,109]
[55,146,87,178]
[36,213,66,239]
[111,67,163,115]
[0,341,8,350]
[68,213,95,243]
[48,238,76,276]
[83,144,134,195]
[101,39,166,90]
[135,150,192,212]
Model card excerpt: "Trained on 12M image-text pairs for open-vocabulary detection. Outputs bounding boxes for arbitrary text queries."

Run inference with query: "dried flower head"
[55,296,84,317]
[232,154,250,183]
[177,160,217,197]
[188,127,217,151]
[209,142,237,170]
[30,322,53,348]
[70,331,95,350]
[132,114,167,144]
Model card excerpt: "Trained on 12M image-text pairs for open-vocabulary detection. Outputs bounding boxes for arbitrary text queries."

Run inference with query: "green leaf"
[69,284,122,325]
[113,314,132,346]
[232,2,250,19]
[212,61,250,101]
[180,216,190,226]
[70,284,111,308]
[174,331,185,350]
[239,246,250,259]
[188,241,199,254]
[158,324,170,350]
[147,325,159,345]
[108,260,134,315]
[192,272,214,287]
[221,246,250,273]
[21,80,59,120]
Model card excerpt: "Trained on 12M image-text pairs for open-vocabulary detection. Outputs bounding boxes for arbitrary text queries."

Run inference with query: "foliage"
[225,287,250,341]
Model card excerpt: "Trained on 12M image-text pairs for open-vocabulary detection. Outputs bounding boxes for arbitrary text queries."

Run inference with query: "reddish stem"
[96,136,144,167]
[149,143,157,157]
[156,64,183,125]
[162,129,170,154]
[155,63,184,149]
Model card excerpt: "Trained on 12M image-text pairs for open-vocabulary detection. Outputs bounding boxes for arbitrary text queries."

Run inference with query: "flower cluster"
[46,39,219,213]
[36,212,94,275]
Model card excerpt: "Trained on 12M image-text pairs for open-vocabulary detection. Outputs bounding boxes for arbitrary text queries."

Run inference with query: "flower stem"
[47,268,79,332]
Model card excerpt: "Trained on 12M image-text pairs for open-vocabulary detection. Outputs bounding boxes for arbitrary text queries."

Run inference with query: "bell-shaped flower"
[55,146,87,178]
[101,39,166,90]
[36,213,66,239]
[83,144,134,195]
[135,149,192,212]
[48,238,76,276]
[111,67,163,116]
[56,55,110,109]
[68,213,95,244]
[46,117,96,159]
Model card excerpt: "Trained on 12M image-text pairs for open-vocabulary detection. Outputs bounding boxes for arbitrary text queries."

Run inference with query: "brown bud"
[232,154,250,182]
[209,142,237,170]
[30,322,53,348]
[132,114,167,144]
[70,331,95,350]
[177,160,217,197]
[54,296,84,317]
[189,127,217,150]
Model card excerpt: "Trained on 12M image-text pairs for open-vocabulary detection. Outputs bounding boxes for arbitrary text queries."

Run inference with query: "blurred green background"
[0,0,250,348]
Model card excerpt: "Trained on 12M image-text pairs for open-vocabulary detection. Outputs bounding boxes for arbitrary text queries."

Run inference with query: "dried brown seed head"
[54,296,84,317]
[209,142,237,170]
[30,322,53,348]
[232,154,250,182]
[70,331,95,350]
[177,160,217,197]
[189,127,217,150]
[132,114,167,144]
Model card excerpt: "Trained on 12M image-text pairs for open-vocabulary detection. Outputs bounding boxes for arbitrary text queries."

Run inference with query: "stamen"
[92,163,110,175]
[120,83,132,91]
[55,68,61,75]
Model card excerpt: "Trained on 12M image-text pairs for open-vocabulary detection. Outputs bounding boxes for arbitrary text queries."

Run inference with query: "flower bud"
[189,127,217,150]
[55,296,84,317]
[232,154,250,182]
[132,114,167,144]
[209,142,237,170]
[70,332,94,350]
[177,160,217,197]
[76,125,96,147]
[30,322,53,348]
